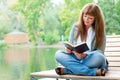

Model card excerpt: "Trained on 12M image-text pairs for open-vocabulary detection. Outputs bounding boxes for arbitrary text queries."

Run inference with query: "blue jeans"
[55,50,108,76]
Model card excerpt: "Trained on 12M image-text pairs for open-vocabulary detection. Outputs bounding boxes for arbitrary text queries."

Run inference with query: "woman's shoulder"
[72,23,78,30]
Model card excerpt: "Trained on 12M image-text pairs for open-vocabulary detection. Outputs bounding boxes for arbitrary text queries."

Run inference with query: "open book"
[64,41,89,53]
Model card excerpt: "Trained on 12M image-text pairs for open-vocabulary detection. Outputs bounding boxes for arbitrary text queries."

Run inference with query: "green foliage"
[44,30,60,44]
[13,0,49,42]
[39,5,61,44]
[13,0,62,45]
[0,15,13,39]
[98,0,120,35]
[0,42,8,49]
[64,27,71,41]
[0,26,10,39]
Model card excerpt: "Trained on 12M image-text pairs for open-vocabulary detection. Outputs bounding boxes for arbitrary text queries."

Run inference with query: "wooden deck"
[30,35,120,80]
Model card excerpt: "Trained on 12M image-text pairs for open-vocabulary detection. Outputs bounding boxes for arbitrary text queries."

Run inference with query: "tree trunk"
[33,30,41,46]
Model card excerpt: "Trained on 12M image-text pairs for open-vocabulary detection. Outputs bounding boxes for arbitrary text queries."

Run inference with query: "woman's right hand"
[72,51,87,59]
[65,47,72,54]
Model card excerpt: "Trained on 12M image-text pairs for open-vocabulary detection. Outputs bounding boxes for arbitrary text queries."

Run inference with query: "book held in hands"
[64,41,89,53]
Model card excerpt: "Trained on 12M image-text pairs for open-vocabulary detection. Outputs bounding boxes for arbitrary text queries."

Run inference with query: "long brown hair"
[75,3,105,48]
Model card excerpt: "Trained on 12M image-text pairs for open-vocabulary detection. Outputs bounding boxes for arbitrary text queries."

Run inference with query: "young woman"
[55,3,108,76]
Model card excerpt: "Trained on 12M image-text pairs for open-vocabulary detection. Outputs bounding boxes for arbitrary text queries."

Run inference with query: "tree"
[12,0,50,45]
[11,0,65,45]
[98,0,120,35]
[39,4,61,44]
[0,0,25,39]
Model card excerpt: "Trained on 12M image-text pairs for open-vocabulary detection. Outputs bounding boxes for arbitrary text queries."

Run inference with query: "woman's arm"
[69,24,78,44]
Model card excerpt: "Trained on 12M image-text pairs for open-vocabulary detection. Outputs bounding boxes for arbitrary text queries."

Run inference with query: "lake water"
[0,46,62,80]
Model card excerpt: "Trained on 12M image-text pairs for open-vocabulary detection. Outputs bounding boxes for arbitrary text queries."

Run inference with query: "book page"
[64,41,74,50]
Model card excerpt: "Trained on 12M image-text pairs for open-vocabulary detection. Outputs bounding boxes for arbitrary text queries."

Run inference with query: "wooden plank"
[108,67,120,71]
[31,70,120,80]
[106,40,120,42]
[31,70,57,77]
[107,35,120,38]
[107,57,120,62]
[106,38,120,43]
[105,52,120,57]
[106,43,120,47]
[108,62,120,67]
[105,47,120,50]
[105,47,120,52]
[106,37,120,41]
[105,71,120,79]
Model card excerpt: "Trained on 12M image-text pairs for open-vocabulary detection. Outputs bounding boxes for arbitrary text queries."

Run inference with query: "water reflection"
[0,47,61,80]
[5,48,30,64]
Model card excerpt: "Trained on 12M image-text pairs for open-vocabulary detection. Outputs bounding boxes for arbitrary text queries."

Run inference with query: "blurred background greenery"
[0,0,120,45]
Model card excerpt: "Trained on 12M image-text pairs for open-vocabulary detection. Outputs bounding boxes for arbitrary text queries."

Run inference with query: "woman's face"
[83,14,95,27]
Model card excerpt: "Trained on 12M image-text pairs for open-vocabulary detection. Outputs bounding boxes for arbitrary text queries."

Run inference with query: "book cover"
[64,41,89,53]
